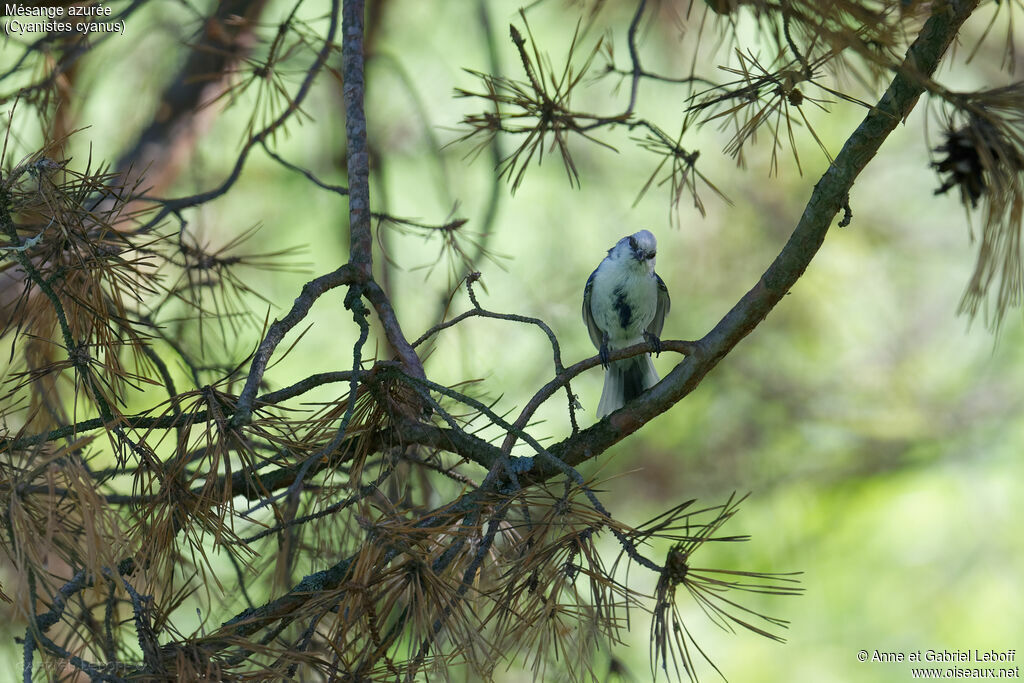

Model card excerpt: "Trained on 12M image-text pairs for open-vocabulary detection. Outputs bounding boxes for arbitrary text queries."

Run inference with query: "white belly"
[589,265,657,348]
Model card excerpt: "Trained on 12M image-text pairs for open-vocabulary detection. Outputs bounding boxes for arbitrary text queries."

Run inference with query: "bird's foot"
[644,331,663,355]
[599,340,611,369]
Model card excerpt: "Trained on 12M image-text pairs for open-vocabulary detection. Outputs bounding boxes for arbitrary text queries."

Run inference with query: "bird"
[582,229,670,418]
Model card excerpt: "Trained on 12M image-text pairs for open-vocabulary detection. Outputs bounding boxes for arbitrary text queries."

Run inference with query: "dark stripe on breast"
[622,359,645,402]
[613,286,631,329]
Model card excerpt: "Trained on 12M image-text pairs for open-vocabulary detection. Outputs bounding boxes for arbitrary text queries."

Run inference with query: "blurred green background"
[3,0,1023,681]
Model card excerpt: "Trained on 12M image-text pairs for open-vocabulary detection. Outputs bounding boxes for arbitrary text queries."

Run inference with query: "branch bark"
[342,0,372,277]
[341,0,425,379]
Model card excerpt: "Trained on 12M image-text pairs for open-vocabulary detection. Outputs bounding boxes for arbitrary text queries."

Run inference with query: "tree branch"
[343,0,372,277]
[341,0,424,381]
[135,0,340,234]
[114,0,269,197]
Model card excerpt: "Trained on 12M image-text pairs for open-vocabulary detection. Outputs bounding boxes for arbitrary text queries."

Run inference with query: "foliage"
[0,0,1018,681]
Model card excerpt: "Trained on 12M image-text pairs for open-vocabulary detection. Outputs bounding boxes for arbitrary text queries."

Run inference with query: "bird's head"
[611,229,657,274]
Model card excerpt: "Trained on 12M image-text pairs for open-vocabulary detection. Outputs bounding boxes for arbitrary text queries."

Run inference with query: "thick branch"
[135,0,340,233]
[341,1,424,380]
[115,0,268,196]
[343,0,372,277]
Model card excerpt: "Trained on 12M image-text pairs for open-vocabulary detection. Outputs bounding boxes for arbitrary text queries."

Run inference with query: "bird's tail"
[597,354,660,418]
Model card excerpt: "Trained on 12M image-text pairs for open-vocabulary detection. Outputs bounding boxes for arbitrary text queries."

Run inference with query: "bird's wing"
[647,273,670,338]
[582,268,604,348]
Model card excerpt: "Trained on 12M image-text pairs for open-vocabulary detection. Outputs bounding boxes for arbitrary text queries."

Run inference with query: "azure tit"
[582,230,670,418]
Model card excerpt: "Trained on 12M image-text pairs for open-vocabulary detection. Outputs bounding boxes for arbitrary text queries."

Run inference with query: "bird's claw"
[645,331,663,356]
[599,341,610,369]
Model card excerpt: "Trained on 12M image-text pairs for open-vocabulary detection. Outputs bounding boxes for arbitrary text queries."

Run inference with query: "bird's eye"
[649,251,656,259]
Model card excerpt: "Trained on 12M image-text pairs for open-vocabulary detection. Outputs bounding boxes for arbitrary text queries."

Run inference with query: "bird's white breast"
[588,258,658,348]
